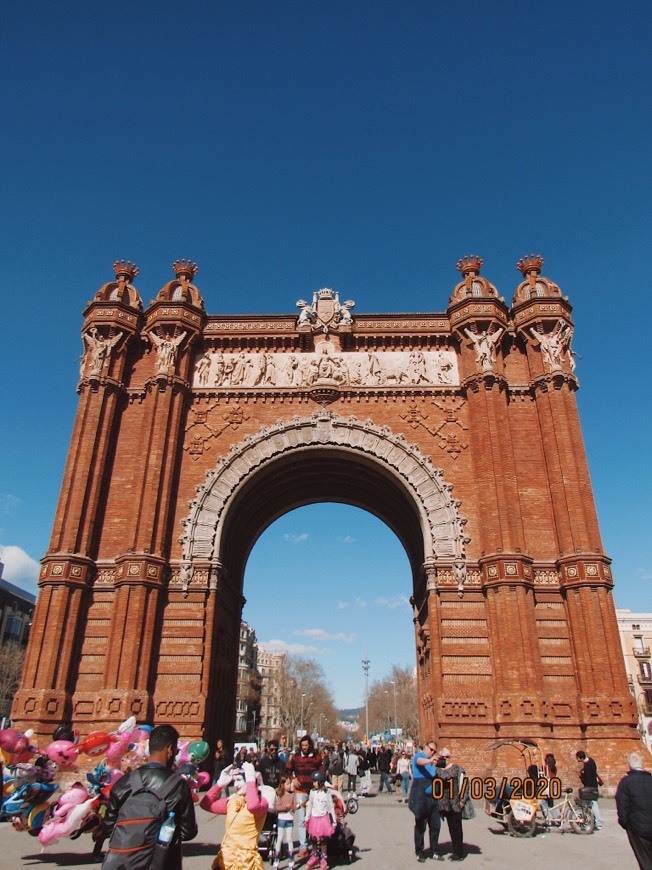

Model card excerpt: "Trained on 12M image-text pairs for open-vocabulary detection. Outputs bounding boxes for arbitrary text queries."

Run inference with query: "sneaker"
[320,859,328,870]
[417,855,427,864]
[288,863,295,870]
[307,855,321,870]
[298,848,310,859]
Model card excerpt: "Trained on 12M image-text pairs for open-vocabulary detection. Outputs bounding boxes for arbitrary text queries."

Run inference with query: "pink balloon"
[175,741,190,766]
[131,728,150,743]
[105,735,129,765]
[46,739,79,768]
[0,727,20,749]
[0,727,37,761]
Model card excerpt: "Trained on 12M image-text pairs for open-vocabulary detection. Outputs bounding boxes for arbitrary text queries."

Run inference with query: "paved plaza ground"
[2,775,638,869]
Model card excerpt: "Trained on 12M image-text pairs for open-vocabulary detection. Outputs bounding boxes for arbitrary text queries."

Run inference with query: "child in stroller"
[325,784,357,865]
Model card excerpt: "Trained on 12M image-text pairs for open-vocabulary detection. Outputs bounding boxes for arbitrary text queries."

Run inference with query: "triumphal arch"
[14,255,639,776]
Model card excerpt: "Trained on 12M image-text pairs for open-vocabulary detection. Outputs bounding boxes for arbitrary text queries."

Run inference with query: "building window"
[5,616,23,641]
[641,661,651,680]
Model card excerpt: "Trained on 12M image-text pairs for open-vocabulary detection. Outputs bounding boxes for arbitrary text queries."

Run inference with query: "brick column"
[98,262,205,725]
[13,264,142,735]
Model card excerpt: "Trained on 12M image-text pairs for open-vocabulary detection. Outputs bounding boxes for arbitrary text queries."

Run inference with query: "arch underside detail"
[180,411,469,590]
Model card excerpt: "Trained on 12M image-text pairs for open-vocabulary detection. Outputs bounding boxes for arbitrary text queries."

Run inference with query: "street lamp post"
[384,690,390,737]
[362,657,370,741]
[300,692,306,735]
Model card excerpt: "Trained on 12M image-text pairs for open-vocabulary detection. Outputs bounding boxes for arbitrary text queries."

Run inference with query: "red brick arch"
[181,411,469,592]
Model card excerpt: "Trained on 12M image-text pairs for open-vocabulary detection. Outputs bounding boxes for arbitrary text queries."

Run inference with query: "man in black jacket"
[377,746,394,793]
[576,750,602,829]
[615,751,652,869]
[101,724,198,869]
[258,739,286,788]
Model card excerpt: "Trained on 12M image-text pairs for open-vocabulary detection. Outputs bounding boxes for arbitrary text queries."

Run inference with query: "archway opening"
[242,502,416,744]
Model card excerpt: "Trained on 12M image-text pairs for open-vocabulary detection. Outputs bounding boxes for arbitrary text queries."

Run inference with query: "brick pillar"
[13,263,142,735]
[97,262,205,725]
[514,270,636,738]
[450,275,542,732]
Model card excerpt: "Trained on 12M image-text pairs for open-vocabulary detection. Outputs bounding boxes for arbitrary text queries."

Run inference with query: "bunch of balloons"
[1,719,213,846]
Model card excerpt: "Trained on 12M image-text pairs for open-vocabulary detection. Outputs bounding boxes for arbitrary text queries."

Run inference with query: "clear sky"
[1,1,651,708]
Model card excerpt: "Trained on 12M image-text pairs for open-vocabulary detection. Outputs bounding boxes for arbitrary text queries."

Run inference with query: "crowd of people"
[99,730,475,868]
[5,720,652,869]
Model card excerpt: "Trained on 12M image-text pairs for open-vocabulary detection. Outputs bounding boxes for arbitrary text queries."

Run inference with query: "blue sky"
[1,1,651,708]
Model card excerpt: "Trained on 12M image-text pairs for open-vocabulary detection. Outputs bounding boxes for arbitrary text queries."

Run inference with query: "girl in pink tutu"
[305,770,335,870]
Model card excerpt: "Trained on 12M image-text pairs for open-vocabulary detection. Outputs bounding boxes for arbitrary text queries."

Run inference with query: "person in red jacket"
[286,734,323,858]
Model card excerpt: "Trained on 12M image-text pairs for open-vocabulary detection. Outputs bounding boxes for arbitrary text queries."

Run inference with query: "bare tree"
[276,656,338,748]
[362,664,418,740]
[0,642,26,720]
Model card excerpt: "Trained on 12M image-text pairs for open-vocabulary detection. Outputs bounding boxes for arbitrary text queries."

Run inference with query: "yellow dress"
[213,794,266,870]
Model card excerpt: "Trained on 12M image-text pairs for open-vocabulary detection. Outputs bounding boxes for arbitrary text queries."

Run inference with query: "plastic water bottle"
[157,811,176,845]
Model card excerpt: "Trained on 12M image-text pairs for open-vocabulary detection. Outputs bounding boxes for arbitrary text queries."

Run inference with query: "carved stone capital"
[479,553,534,589]
[39,554,95,588]
[557,555,613,589]
[114,553,168,588]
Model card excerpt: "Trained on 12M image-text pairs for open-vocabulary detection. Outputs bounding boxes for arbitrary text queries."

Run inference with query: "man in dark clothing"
[377,746,394,793]
[576,749,602,829]
[101,724,197,869]
[258,739,286,788]
[615,751,652,869]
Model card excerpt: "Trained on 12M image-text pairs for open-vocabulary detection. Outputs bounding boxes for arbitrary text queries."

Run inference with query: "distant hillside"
[337,708,362,721]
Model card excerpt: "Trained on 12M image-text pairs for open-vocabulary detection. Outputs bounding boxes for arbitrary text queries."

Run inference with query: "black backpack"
[102,769,182,870]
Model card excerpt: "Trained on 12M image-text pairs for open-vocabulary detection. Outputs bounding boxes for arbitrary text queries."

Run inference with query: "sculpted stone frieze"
[192,347,459,389]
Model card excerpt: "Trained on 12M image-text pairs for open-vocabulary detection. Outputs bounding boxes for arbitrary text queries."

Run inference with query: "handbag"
[461,797,476,820]
[459,769,476,819]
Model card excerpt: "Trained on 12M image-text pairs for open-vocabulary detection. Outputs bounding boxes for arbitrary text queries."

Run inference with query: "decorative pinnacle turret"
[456,255,483,277]
[173,260,199,281]
[516,254,544,276]
[113,260,139,282]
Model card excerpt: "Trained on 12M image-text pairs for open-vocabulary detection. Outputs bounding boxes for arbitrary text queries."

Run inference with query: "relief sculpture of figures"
[263,353,277,385]
[231,352,250,385]
[561,324,577,372]
[432,348,454,384]
[195,352,212,386]
[213,351,226,385]
[83,327,123,378]
[192,350,460,388]
[407,350,428,384]
[464,326,504,372]
[150,329,187,373]
[364,351,383,384]
[529,321,567,372]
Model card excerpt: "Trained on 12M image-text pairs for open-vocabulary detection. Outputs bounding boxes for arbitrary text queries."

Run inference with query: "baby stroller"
[326,789,357,865]
[258,811,277,862]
